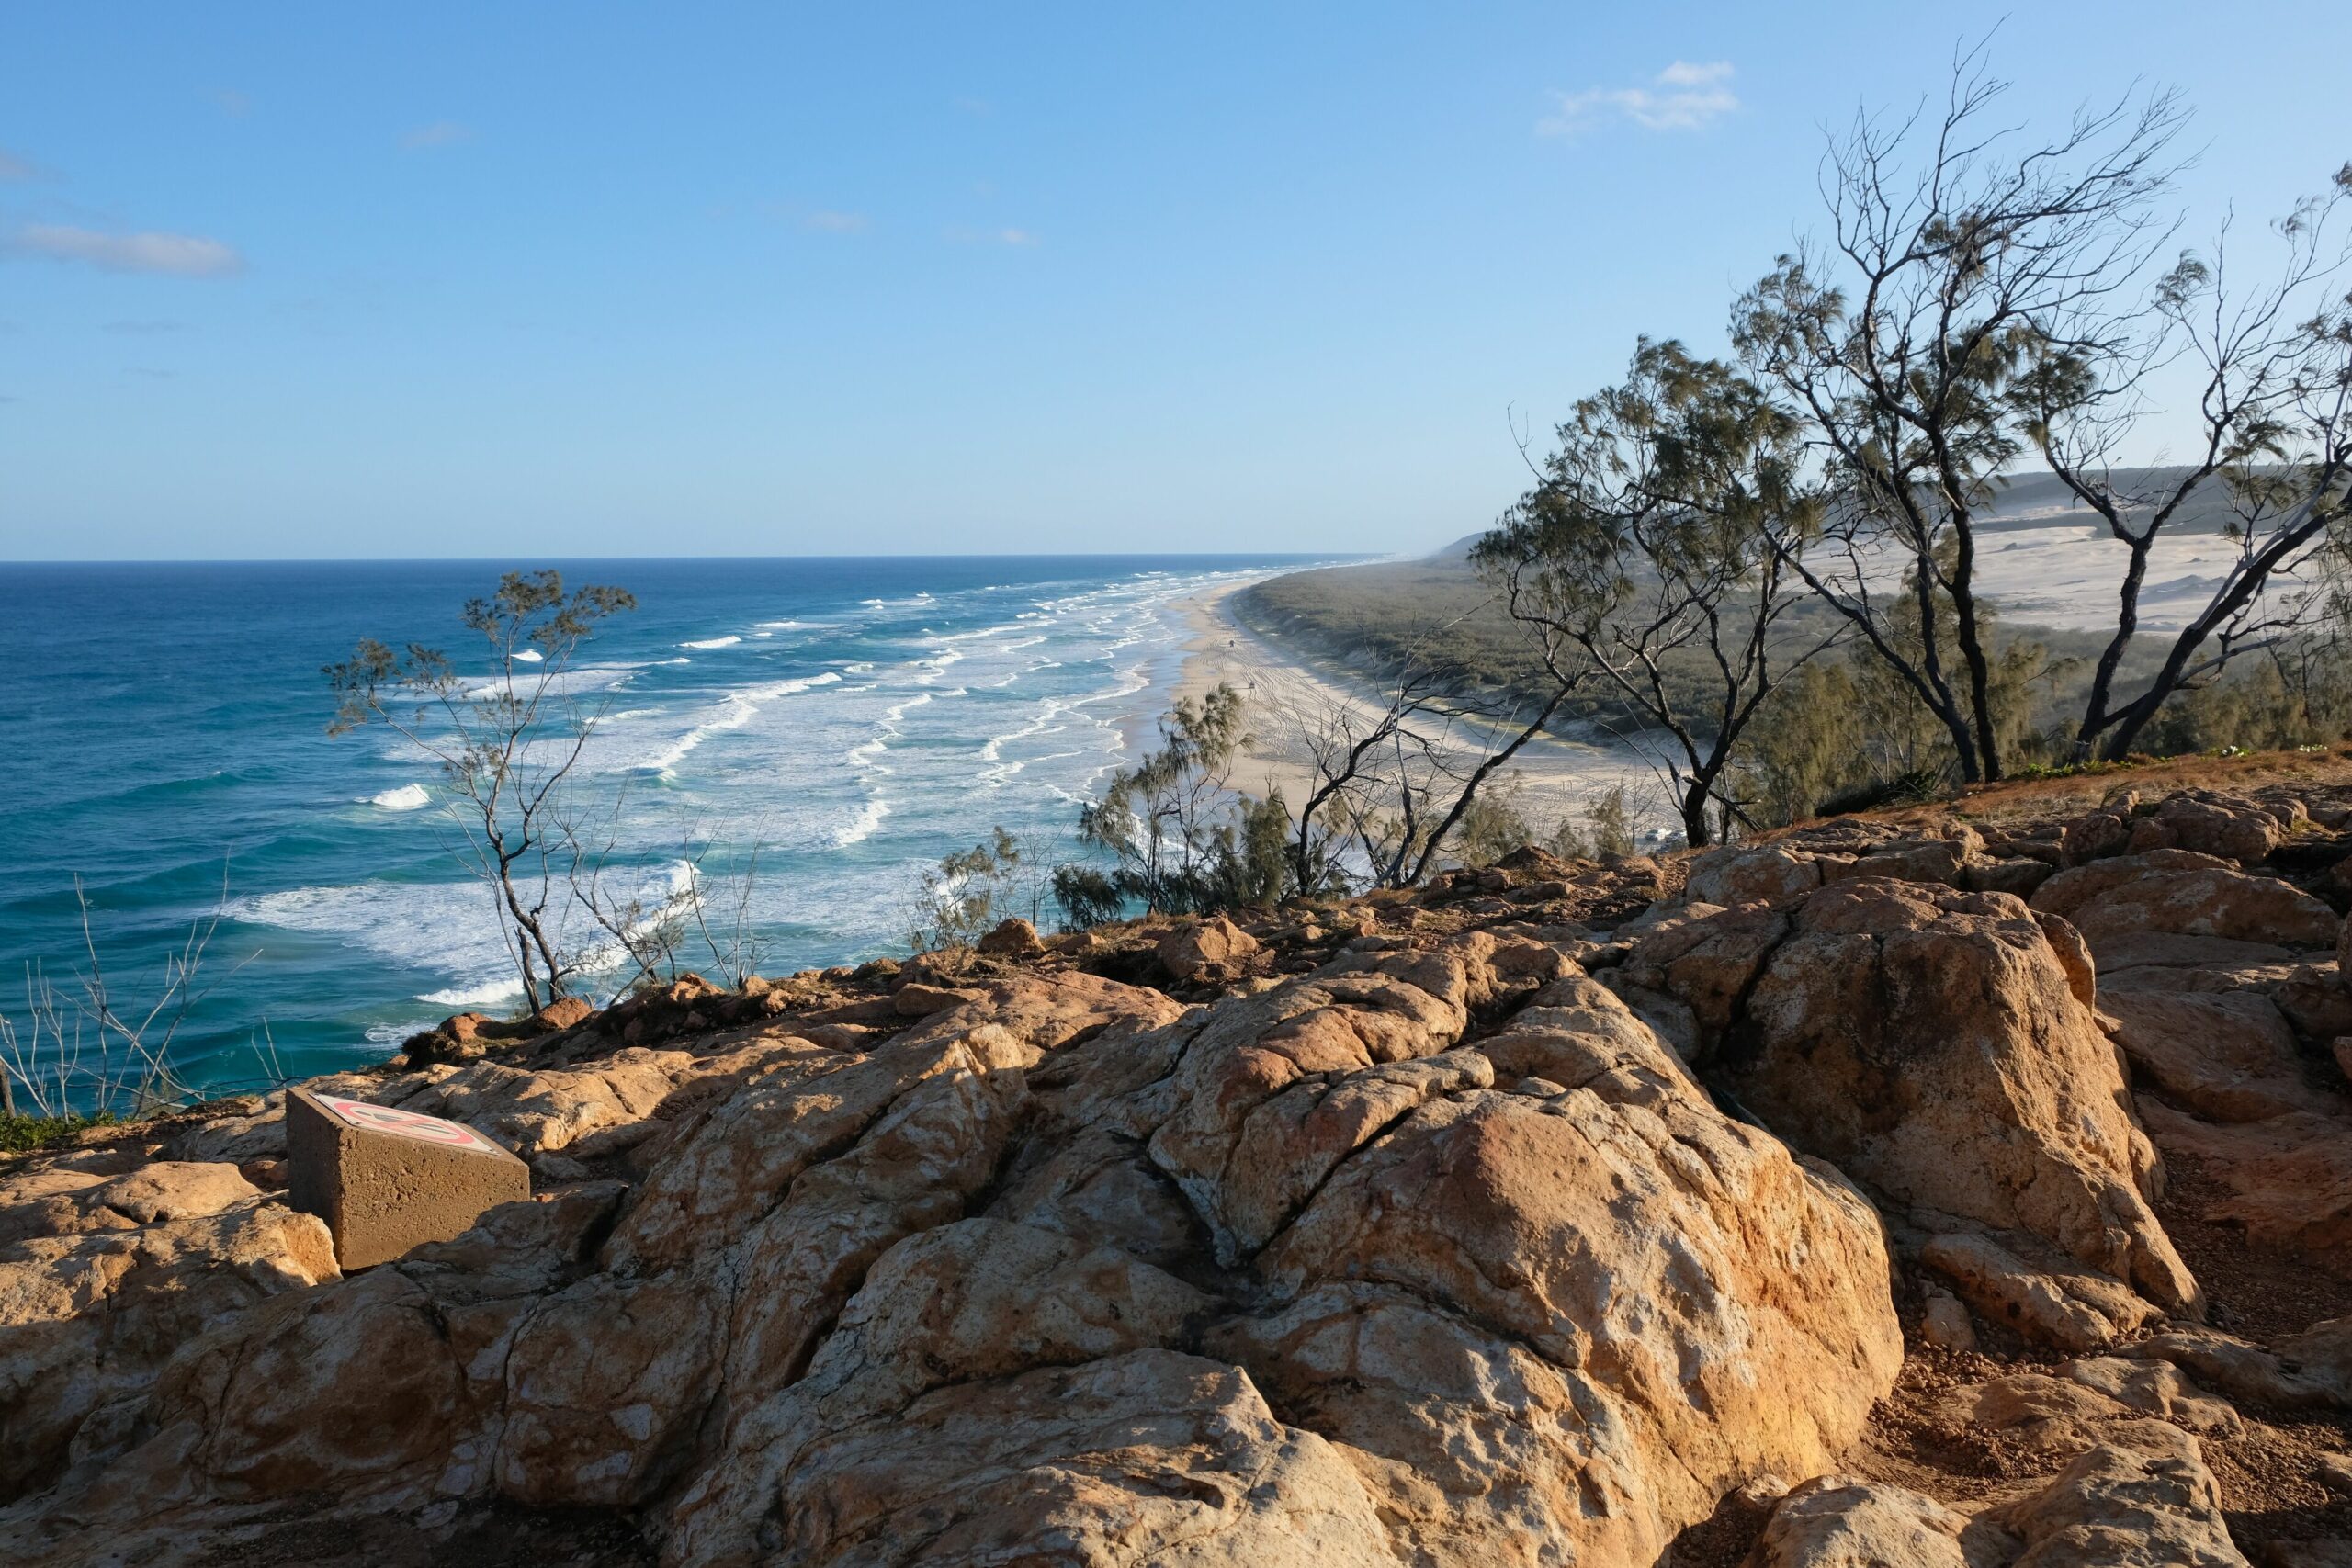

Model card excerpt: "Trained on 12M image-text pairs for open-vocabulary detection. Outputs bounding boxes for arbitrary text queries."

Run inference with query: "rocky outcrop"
[0,1157,339,1498]
[12,775,2352,1562]
[1,931,1906,1568]
[1619,878,2198,1347]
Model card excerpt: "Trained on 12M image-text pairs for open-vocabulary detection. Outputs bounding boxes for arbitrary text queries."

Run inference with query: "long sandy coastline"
[1165,579,1671,841]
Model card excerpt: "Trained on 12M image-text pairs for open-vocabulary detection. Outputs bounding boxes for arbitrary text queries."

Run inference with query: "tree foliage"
[1060,684,1294,922]
[1476,339,1826,844]
[325,570,636,1010]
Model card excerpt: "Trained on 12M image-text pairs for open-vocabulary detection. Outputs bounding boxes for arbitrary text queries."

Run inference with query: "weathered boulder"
[975,916,1045,958]
[1751,1427,2249,1566]
[1684,841,1824,907]
[739,1350,1403,1568]
[1744,1476,1974,1568]
[2136,1102,2352,1280]
[0,1191,339,1499]
[1917,1230,2165,1352]
[1611,901,1789,1059]
[1156,914,1261,979]
[2124,1317,2352,1413]
[2101,990,2340,1122]
[1975,1426,2248,1566]
[2032,852,2337,949]
[2124,791,2290,864]
[1165,945,1907,1566]
[1651,881,2198,1334]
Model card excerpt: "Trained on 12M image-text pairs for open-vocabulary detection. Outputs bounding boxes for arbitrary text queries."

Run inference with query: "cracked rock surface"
[8,762,2352,1563]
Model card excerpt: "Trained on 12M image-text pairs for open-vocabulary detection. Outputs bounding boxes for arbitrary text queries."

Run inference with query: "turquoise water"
[0,556,1329,1101]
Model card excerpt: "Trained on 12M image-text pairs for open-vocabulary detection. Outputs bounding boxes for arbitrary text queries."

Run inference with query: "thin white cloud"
[945,224,1041,247]
[401,120,474,151]
[1539,61,1737,136]
[0,147,35,181]
[803,210,869,233]
[10,223,243,277]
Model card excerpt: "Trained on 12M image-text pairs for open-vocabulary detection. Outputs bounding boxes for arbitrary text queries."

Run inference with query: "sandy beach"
[1166,580,1673,842]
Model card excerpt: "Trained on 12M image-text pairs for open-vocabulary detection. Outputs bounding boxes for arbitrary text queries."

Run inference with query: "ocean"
[0,555,1333,1103]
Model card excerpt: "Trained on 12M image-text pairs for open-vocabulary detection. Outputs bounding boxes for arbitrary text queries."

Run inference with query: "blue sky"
[2,3,2345,560]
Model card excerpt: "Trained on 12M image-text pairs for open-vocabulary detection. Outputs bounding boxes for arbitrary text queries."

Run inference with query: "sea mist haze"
[0,555,1331,1098]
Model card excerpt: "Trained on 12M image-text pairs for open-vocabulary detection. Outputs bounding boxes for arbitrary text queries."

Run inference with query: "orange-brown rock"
[1156,913,1261,978]
[23,775,2352,1562]
[1630,880,2198,1341]
[2032,852,2338,949]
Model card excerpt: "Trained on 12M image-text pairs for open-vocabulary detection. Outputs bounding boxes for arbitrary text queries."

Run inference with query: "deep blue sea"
[0,556,1331,1102]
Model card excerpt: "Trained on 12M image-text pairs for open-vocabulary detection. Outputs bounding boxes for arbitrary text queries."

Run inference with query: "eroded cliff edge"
[8,755,2352,1566]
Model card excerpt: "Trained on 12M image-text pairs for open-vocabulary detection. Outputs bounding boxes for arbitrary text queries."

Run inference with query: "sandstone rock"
[1977,1427,2248,1567]
[669,1217,1211,1560]
[2037,911,2098,1012]
[2033,853,2337,948]
[2089,931,2297,975]
[2064,808,2135,865]
[2124,1317,2352,1413]
[1937,1369,2152,1457]
[2135,1101,2352,1280]
[1677,881,2197,1326]
[1822,837,1966,887]
[890,969,1183,1054]
[2274,964,2352,1043]
[976,917,1046,957]
[165,1095,291,1166]
[2123,1330,2338,1416]
[1744,1475,1974,1567]
[1684,841,1823,906]
[1919,1230,2165,1352]
[0,919,1931,1564]
[890,981,981,1017]
[1157,914,1261,979]
[286,1089,532,1269]
[1919,1288,1979,1353]
[1962,855,2057,897]
[2101,989,2338,1122]
[2058,1356,2243,1436]
[0,1195,338,1498]
[1611,901,1789,1060]
[736,1351,1403,1567]
[1213,991,1905,1562]
[495,1273,722,1506]
[0,1167,121,1246]
[75,1163,263,1228]
[2126,792,2289,864]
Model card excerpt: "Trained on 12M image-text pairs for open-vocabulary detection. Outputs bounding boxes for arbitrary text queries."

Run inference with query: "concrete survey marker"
[287,1087,531,1269]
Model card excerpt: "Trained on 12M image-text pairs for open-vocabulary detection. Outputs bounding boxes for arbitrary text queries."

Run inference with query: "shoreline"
[1165,580,1669,840]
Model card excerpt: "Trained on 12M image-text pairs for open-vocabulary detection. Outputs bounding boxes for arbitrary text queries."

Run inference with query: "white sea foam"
[834,796,890,846]
[640,671,843,777]
[681,635,741,650]
[368,783,432,812]
[419,977,526,1008]
[514,648,545,663]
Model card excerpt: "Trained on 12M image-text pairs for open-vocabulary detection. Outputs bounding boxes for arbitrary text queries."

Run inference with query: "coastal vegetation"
[326,570,638,1012]
[1249,50,2352,831]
